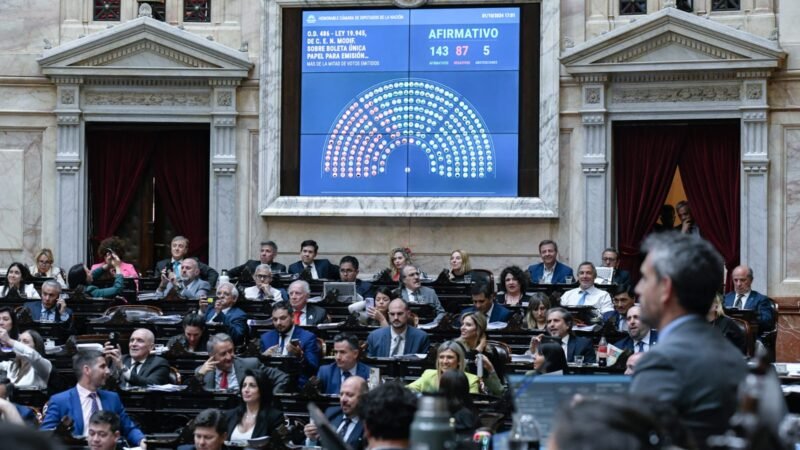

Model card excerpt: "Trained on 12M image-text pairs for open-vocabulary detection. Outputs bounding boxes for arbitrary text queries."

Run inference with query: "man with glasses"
[399,265,445,322]
[600,247,631,286]
[339,256,373,298]
[244,264,284,301]
[199,282,248,345]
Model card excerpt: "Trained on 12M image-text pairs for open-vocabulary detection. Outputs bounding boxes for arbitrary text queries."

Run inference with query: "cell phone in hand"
[476,354,484,377]
[366,297,375,309]
[291,339,301,347]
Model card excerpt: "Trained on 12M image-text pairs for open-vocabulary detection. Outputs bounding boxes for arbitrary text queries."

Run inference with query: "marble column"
[740,78,769,293]
[579,79,610,262]
[209,79,239,272]
[53,77,86,267]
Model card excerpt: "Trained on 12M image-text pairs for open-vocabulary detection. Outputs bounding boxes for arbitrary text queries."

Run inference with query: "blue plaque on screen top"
[299,7,520,197]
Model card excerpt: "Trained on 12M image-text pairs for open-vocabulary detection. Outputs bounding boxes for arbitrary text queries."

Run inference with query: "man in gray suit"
[399,265,445,322]
[195,333,288,393]
[630,232,747,449]
[156,258,210,299]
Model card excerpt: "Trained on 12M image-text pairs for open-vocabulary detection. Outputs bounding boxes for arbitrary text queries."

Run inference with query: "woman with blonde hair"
[408,340,503,395]
[448,249,472,282]
[29,249,67,288]
[457,312,505,395]
[388,247,413,282]
[524,292,552,330]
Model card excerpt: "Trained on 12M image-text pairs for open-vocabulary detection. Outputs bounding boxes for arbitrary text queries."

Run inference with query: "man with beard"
[259,301,321,388]
[613,305,658,353]
[630,232,746,449]
[367,298,430,358]
[304,376,368,450]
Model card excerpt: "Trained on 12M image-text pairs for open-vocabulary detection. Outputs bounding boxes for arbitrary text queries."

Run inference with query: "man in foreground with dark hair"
[41,350,144,446]
[87,411,121,450]
[630,232,747,449]
[358,382,417,450]
[181,408,228,450]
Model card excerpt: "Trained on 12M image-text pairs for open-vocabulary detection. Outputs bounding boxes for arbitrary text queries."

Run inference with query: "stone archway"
[38,15,252,269]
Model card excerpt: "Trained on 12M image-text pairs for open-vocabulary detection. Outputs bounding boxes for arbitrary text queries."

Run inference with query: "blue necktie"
[577,291,587,305]
[637,341,645,353]
[88,392,99,415]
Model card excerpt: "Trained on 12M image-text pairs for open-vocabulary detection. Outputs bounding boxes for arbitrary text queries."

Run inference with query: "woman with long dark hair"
[439,369,479,437]
[224,368,285,443]
[530,342,568,375]
[0,328,51,389]
[0,263,39,299]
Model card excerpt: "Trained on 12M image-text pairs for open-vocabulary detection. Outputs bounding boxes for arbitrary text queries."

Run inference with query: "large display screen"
[299,7,520,197]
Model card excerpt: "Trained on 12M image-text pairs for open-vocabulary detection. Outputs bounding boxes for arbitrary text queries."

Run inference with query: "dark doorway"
[613,119,740,288]
[86,123,210,275]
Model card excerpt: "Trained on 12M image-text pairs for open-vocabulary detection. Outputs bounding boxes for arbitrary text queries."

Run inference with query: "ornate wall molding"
[600,32,745,64]
[582,113,605,125]
[585,87,601,104]
[742,110,768,122]
[743,161,769,173]
[581,162,607,174]
[56,115,80,125]
[61,90,76,105]
[212,163,238,173]
[84,91,210,107]
[52,76,83,85]
[217,91,233,107]
[75,40,216,68]
[746,83,764,100]
[55,163,81,172]
[86,78,209,87]
[611,85,741,104]
[613,71,738,83]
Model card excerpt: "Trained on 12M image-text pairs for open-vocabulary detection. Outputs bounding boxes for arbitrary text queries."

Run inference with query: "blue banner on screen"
[300,7,520,197]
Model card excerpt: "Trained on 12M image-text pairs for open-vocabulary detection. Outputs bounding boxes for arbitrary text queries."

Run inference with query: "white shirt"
[244,285,283,301]
[560,335,570,359]
[338,415,359,441]
[560,286,614,314]
[306,263,319,279]
[77,384,102,436]
[542,266,554,284]
[280,325,297,356]
[230,425,255,442]
[634,330,654,353]
[390,328,407,356]
[0,284,40,299]
[733,291,751,308]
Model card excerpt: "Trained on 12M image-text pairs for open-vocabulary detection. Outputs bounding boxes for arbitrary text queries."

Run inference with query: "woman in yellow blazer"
[407,340,503,394]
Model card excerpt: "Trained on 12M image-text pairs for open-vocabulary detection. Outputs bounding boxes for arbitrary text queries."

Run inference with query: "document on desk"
[147,384,187,392]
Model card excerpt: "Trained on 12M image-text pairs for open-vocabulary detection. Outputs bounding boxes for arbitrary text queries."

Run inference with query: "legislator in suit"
[366,325,430,358]
[120,354,171,387]
[155,257,218,287]
[614,330,658,353]
[723,290,775,332]
[204,306,248,346]
[198,356,289,394]
[41,387,144,445]
[288,258,338,280]
[24,299,73,323]
[316,361,372,395]
[259,322,321,388]
[527,261,574,285]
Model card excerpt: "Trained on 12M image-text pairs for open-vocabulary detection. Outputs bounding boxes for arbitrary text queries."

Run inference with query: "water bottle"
[410,394,457,450]
[598,336,608,368]
[218,269,230,286]
[508,413,541,450]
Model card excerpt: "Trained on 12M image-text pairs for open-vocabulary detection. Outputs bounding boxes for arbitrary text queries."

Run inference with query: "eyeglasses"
[255,274,272,280]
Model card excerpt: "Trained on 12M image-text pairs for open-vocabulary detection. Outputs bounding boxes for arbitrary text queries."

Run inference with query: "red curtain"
[614,124,685,277]
[678,124,740,290]
[153,130,210,262]
[88,130,154,249]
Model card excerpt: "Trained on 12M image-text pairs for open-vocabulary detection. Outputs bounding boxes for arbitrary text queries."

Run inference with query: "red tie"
[293,310,302,325]
[220,371,228,390]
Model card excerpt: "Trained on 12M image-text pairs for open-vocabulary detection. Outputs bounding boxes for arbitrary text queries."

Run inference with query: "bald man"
[723,265,775,332]
[105,328,171,387]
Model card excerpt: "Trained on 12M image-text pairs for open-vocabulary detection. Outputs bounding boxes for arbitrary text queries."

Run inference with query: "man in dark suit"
[359,382,417,450]
[156,257,211,300]
[288,239,338,280]
[367,298,430,358]
[602,283,636,332]
[399,265,446,322]
[461,282,512,323]
[105,328,170,387]
[197,333,288,393]
[675,200,701,235]
[600,247,631,286]
[260,301,321,388]
[198,282,248,346]
[613,305,658,353]
[23,280,73,324]
[287,280,327,326]
[154,235,219,287]
[527,239,574,284]
[227,240,287,279]
[724,265,775,333]
[41,350,145,446]
[545,307,596,364]
[305,376,368,450]
[317,333,372,395]
[339,256,373,298]
[630,233,747,449]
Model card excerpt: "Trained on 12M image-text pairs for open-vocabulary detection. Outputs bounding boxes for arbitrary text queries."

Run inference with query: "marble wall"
[0,130,43,264]
[783,128,800,283]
